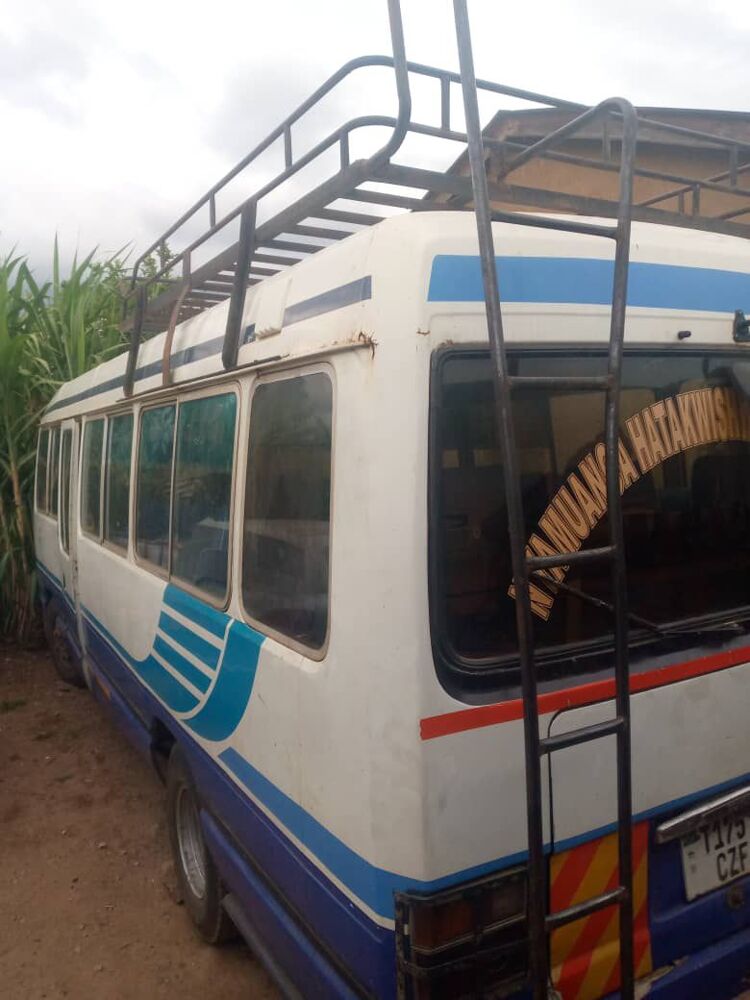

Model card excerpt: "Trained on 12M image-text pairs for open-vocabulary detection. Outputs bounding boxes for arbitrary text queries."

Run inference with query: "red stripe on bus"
[420,644,750,741]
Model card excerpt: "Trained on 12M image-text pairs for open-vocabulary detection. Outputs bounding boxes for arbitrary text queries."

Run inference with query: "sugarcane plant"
[0,240,172,644]
[0,253,40,642]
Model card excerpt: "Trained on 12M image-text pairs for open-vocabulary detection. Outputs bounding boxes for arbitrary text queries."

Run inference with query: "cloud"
[560,0,750,109]
[0,27,92,124]
[3,0,750,285]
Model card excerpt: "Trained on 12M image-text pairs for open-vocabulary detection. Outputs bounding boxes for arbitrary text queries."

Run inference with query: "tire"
[44,599,86,688]
[166,745,236,944]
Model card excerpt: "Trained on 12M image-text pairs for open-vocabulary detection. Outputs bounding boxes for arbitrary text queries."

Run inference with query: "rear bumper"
[625,924,750,1000]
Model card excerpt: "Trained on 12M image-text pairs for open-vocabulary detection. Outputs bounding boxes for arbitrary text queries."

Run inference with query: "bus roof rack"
[122,0,750,396]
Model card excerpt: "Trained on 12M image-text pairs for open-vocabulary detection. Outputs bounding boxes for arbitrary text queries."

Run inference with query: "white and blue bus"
[31,6,750,996]
[34,210,750,999]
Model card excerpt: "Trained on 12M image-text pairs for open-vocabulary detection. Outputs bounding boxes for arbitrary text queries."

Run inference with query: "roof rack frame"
[122,0,750,393]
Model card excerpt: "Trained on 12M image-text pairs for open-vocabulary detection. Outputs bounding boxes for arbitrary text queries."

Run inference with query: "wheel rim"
[176,785,207,899]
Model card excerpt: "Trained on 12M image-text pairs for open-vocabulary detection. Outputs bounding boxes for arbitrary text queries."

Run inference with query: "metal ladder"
[451,2,638,997]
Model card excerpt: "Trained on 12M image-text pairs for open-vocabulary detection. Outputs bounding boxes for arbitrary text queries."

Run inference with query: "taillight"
[395,867,528,999]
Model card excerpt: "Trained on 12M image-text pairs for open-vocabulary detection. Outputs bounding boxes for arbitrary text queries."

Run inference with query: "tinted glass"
[243,374,332,649]
[60,430,72,554]
[105,414,134,549]
[49,427,60,517]
[136,405,175,570]
[172,394,236,599]
[36,428,49,512]
[81,419,105,536]
[433,351,750,666]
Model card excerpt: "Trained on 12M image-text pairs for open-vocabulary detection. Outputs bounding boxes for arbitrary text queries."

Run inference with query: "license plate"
[680,811,750,901]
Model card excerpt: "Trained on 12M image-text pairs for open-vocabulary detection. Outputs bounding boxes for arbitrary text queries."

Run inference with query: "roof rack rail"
[122,0,750,395]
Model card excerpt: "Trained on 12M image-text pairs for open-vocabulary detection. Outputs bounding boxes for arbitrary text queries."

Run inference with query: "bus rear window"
[431,350,750,675]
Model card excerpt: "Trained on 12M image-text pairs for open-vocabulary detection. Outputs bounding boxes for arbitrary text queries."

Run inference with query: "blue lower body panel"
[203,811,361,999]
[650,827,750,968]
[624,925,750,999]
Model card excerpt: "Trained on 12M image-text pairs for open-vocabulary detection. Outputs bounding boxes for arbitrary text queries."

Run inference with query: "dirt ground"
[0,646,278,1000]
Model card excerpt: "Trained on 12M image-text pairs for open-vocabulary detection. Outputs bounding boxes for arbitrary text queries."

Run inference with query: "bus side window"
[104,413,134,551]
[136,404,176,572]
[81,419,105,539]
[36,428,50,513]
[171,392,237,602]
[49,427,61,518]
[60,430,72,554]
[242,372,333,652]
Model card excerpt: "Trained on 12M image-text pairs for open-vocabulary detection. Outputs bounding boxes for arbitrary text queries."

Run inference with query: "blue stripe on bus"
[427,255,750,313]
[223,747,750,920]
[163,583,228,640]
[283,275,372,326]
[83,609,199,714]
[36,559,64,592]
[158,610,220,668]
[153,634,212,694]
[555,769,750,855]
[219,746,525,919]
[45,275,373,415]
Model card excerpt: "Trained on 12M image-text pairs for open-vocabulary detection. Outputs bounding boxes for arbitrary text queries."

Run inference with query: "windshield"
[431,349,750,670]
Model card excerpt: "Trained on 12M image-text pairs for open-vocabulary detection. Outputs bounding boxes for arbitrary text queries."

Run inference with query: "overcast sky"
[2,0,750,279]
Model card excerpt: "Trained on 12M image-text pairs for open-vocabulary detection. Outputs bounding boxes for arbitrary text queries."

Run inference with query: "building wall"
[451,110,750,225]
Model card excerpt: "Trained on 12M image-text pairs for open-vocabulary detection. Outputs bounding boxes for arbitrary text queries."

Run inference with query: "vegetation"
[0,243,133,644]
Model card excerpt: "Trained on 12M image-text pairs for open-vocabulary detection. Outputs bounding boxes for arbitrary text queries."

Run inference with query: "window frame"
[239,364,335,660]
[133,384,240,607]
[133,400,178,581]
[80,416,107,542]
[168,385,240,609]
[48,426,61,520]
[428,343,750,698]
[59,428,73,555]
[102,411,135,557]
[35,426,52,516]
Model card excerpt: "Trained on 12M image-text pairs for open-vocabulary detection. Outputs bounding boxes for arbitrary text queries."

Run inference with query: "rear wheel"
[166,745,235,944]
[43,600,85,688]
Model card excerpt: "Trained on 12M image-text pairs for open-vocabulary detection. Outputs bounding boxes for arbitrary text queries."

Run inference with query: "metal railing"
[123,0,750,396]
[123,8,750,994]
[452,1,638,994]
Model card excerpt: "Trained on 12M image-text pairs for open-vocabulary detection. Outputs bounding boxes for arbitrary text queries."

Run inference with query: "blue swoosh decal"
[159,610,220,668]
[184,623,264,741]
[84,584,265,742]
